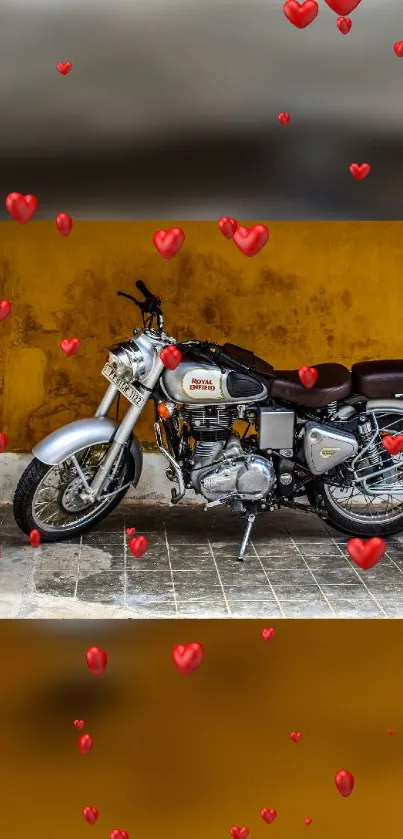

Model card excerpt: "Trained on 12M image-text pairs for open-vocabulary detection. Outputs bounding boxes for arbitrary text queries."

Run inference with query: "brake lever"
[117,291,143,308]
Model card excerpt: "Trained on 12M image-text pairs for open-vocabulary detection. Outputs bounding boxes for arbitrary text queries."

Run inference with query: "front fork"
[87,360,165,500]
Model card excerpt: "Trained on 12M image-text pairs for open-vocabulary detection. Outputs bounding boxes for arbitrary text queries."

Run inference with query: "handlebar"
[135,279,153,300]
[117,279,163,330]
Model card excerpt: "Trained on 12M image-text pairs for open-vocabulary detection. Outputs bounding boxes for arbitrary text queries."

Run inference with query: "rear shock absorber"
[357,413,382,470]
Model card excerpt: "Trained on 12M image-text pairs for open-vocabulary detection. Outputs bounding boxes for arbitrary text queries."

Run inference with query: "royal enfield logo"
[182,368,223,400]
[320,447,341,458]
[189,377,215,391]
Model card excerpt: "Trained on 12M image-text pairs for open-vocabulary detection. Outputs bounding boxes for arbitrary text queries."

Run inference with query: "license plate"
[102,362,145,407]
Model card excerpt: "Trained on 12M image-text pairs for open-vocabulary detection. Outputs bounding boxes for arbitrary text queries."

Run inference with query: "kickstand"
[237,513,256,561]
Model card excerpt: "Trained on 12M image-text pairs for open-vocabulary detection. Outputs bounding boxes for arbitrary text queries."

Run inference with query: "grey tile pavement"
[1,502,403,618]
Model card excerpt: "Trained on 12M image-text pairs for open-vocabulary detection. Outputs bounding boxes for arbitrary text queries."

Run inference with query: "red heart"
[78,733,93,754]
[283,0,319,29]
[29,529,41,548]
[219,217,238,239]
[337,16,352,34]
[86,646,107,676]
[83,806,99,825]
[334,769,354,797]
[349,163,370,181]
[160,345,182,371]
[290,731,302,742]
[382,435,403,456]
[60,337,81,357]
[230,828,249,839]
[298,366,318,388]
[73,719,85,729]
[347,537,386,570]
[233,224,269,257]
[126,527,136,537]
[261,809,277,824]
[172,642,204,674]
[56,213,73,237]
[394,41,403,57]
[129,535,149,558]
[6,192,38,224]
[261,627,276,640]
[57,61,73,75]
[110,831,129,839]
[0,300,12,322]
[324,0,360,12]
[0,432,8,453]
[304,818,312,826]
[388,729,395,735]
[277,112,291,125]
[153,228,185,259]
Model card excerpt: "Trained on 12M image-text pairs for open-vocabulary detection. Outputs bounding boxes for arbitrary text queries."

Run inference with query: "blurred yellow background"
[0,618,402,838]
[0,220,402,450]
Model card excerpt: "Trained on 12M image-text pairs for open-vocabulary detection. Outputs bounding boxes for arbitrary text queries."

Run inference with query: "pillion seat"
[271,363,352,408]
[352,360,403,398]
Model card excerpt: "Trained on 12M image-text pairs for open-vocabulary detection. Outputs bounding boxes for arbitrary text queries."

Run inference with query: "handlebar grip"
[135,280,152,299]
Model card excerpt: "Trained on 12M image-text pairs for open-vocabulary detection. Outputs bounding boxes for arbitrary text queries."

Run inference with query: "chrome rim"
[31,444,126,533]
[324,409,403,525]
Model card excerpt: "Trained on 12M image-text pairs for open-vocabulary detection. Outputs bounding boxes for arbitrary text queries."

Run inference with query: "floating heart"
[0,432,8,453]
[57,61,73,75]
[128,535,149,558]
[387,728,395,735]
[394,41,403,57]
[261,809,277,824]
[110,832,129,839]
[233,224,269,257]
[73,719,85,729]
[172,642,204,674]
[335,769,354,797]
[382,434,403,456]
[283,0,319,29]
[160,345,182,371]
[60,337,81,357]
[126,527,136,537]
[230,828,249,839]
[261,627,276,640]
[349,163,370,181]
[277,112,291,125]
[347,537,386,570]
[153,228,185,259]
[78,733,93,754]
[56,213,73,237]
[6,193,38,224]
[86,646,107,676]
[29,529,41,548]
[337,16,352,33]
[219,217,238,239]
[290,731,302,742]
[298,366,318,388]
[324,0,360,12]
[304,818,312,826]
[0,300,12,322]
[83,806,99,825]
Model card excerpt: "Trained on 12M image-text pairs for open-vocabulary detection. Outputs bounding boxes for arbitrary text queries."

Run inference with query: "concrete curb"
[0,452,203,505]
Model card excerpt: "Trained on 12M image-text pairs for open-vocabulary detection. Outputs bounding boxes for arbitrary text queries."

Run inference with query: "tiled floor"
[2,502,403,617]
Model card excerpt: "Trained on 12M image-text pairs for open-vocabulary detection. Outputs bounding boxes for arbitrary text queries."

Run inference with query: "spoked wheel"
[13,442,136,542]
[319,407,403,537]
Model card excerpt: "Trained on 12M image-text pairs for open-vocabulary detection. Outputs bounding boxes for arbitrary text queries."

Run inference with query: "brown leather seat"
[271,363,352,408]
[221,343,274,377]
[352,360,403,398]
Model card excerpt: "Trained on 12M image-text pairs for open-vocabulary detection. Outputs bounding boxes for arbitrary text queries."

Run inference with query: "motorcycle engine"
[181,406,276,502]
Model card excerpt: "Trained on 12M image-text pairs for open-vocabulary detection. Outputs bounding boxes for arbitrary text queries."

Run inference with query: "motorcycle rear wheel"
[13,442,138,542]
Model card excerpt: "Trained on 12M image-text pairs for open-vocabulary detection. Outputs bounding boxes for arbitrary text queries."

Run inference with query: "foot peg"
[237,513,256,561]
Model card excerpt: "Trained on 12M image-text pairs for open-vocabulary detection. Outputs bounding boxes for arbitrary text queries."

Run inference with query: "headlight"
[108,341,146,382]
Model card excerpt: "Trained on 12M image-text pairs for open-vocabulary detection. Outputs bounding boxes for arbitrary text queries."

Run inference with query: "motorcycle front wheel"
[13,442,138,542]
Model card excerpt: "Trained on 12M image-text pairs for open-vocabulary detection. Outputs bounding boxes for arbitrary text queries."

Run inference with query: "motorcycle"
[13,280,403,559]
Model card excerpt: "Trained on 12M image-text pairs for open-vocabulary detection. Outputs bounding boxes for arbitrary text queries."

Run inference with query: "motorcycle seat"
[352,360,403,399]
[271,363,352,408]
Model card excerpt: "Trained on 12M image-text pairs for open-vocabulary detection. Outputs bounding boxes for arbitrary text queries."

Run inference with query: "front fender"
[32,417,143,485]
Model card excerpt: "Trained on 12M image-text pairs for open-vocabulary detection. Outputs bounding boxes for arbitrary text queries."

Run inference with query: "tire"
[13,444,138,542]
[318,481,403,538]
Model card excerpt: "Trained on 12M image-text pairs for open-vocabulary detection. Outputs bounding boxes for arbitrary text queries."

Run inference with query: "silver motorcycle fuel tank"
[161,362,268,405]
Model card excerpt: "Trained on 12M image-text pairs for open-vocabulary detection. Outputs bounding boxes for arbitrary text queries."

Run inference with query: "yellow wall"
[0,220,402,451]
